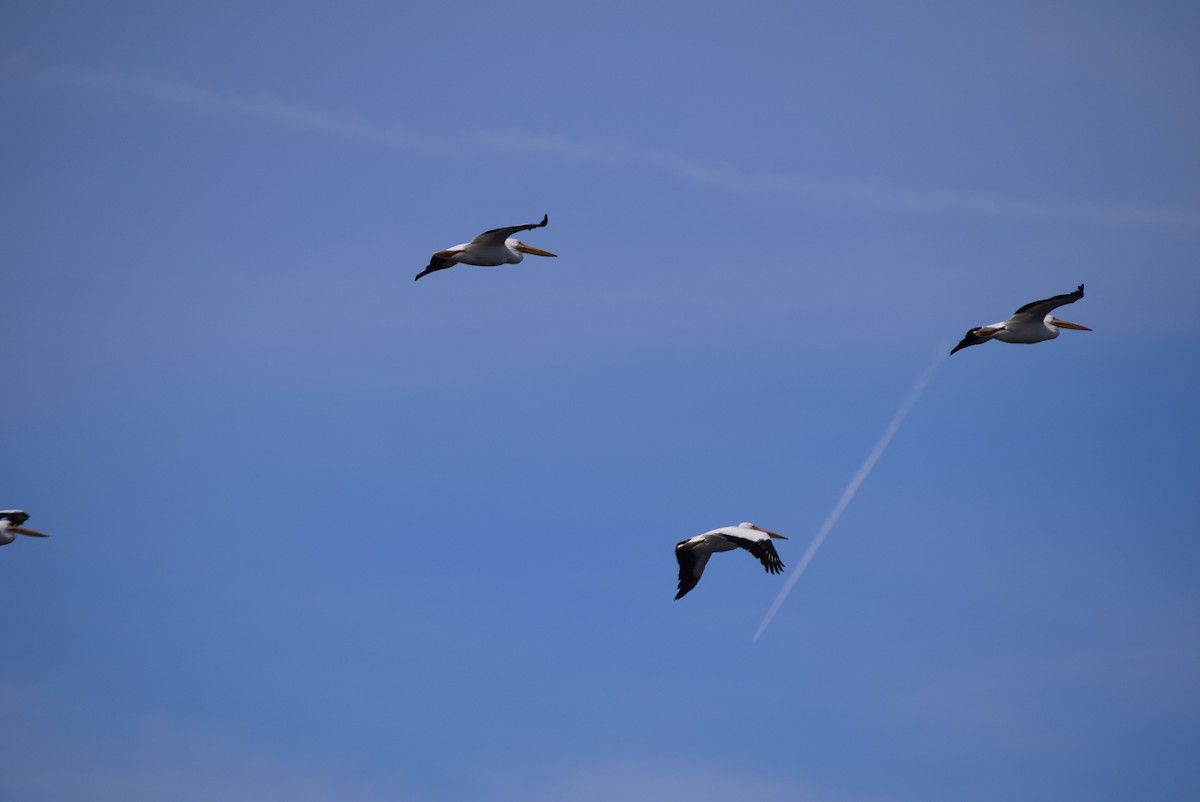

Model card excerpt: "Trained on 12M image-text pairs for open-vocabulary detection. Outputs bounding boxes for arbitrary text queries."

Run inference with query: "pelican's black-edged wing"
[414,254,459,281]
[475,214,549,243]
[0,510,29,526]
[729,535,786,575]
[674,543,712,600]
[950,328,988,355]
[1011,284,1084,319]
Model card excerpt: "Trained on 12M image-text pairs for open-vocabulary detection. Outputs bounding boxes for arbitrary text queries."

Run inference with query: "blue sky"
[2,2,1198,800]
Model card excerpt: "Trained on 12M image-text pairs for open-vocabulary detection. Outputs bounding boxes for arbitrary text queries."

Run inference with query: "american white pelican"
[675,522,788,600]
[414,214,557,281]
[0,510,49,547]
[951,284,1090,355]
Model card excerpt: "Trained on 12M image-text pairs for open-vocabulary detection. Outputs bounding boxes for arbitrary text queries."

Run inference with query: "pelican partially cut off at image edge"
[414,214,557,281]
[0,510,50,547]
[675,522,788,600]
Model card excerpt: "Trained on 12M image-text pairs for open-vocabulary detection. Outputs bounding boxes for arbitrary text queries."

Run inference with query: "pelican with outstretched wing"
[675,523,787,600]
[951,284,1090,354]
[414,214,557,281]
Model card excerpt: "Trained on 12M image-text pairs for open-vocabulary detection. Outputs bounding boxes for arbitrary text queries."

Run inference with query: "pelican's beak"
[757,527,788,540]
[1054,319,1091,331]
[516,244,557,258]
[11,526,48,538]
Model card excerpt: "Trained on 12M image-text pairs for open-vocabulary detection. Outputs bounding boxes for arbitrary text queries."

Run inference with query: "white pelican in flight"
[951,284,1090,355]
[675,522,788,600]
[414,214,557,281]
[0,510,49,547]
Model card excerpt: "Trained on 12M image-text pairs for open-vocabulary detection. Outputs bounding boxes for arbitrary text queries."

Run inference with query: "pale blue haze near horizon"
[2,2,1199,800]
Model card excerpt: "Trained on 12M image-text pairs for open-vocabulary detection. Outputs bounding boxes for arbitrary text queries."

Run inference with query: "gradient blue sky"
[3,3,1199,800]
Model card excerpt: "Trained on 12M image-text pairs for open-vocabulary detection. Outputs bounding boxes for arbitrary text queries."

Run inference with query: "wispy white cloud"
[2,54,445,153]
[5,54,1200,231]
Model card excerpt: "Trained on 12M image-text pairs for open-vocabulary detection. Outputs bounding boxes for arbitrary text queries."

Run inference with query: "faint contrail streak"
[4,55,1200,230]
[753,347,945,642]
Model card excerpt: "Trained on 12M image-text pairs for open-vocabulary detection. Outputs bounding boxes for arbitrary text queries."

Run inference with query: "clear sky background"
[2,2,1198,800]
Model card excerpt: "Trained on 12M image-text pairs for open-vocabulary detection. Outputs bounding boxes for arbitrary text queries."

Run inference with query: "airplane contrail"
[753,346,945,641]
[4,55,1200,230]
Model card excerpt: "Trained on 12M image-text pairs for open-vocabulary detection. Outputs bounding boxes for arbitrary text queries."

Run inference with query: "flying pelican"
[675,522,788,600]
[414,214,557,281]
[951,284,1090,355]
[0,510,49,547]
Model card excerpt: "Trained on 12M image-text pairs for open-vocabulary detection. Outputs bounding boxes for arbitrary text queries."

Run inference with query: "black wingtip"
[539,214,549,227]
[950,328,985,355]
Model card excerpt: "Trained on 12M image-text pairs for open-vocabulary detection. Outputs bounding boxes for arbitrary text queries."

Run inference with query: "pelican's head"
[512,240,557,258]
[740,522,789,539]
[1046,315,1091,332]
[0,510,48,544]
[950,325,1003,355]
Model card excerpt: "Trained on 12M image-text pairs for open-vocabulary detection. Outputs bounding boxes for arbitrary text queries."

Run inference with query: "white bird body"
[988,317,1068,344]
[951,284,1090,354]
[674,522,788,600]
[415,215,557,281]
[0,510,49,547]
[439,237,529,266]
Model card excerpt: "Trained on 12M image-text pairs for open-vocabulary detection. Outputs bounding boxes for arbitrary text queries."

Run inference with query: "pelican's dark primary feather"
[0,511,30,527]
[478,214,549,240]
[733,536,786,574]
[1012,284,1084,318]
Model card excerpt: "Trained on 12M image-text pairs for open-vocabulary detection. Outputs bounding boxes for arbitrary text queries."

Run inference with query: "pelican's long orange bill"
[1055,319,1091,331]
[516,245,557,258]
[11,526,49,538]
